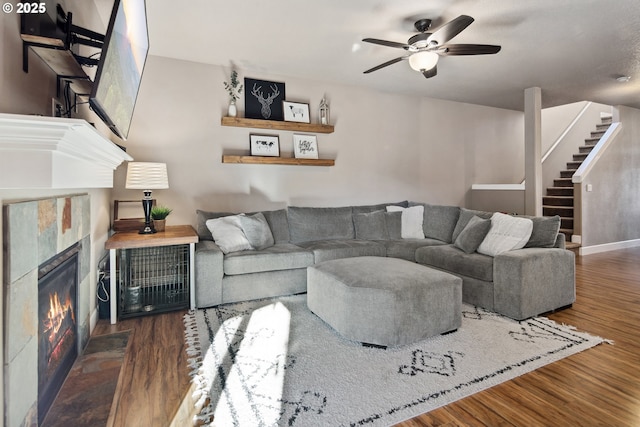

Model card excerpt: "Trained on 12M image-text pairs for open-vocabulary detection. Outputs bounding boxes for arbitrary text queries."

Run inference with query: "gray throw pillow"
[238,212,275,250]
[454,215,492,254]
[525,215,561,248]
[451,208,494,242]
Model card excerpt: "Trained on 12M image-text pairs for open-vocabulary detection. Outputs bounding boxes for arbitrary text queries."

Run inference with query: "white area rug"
[184,294,607,426]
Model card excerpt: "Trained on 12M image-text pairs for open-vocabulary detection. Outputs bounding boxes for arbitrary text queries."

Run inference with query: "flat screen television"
[90,0,149,140]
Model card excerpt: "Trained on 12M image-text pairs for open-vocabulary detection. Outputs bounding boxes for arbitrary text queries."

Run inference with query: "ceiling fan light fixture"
[409,51,439,72]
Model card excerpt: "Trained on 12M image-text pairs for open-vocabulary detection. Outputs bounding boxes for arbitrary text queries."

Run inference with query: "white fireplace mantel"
[0,113,133,189]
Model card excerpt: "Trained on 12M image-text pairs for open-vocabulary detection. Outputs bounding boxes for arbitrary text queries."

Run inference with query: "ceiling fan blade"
[427,15,474,45]
[363,56,408,74]
[439,44,502,55]
[422,65,437,79]
[362,38,411,50]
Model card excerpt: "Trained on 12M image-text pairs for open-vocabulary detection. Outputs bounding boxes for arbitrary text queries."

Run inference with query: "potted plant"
[224,69,243,117]
[150,205,172,232]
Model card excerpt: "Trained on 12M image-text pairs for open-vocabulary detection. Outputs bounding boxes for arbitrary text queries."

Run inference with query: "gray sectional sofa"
[194,201,575,320]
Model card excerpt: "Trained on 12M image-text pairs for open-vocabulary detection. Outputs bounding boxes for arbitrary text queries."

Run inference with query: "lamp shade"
[125,162,169,189]
[409,51,439,72]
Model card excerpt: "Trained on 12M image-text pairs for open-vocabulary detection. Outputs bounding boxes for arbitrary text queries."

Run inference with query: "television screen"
[90,0,149,140]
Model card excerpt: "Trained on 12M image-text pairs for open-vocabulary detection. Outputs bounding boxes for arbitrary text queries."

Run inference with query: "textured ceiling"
[143,0,640,111]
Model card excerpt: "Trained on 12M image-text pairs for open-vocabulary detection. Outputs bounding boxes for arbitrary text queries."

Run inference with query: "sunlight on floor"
[209,302,291,425]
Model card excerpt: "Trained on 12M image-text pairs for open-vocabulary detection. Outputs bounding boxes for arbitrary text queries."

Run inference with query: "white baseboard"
[579,238,640,256]
[90,306,99,334]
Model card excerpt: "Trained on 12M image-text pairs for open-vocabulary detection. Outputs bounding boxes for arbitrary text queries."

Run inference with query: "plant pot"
[153,219,166,232]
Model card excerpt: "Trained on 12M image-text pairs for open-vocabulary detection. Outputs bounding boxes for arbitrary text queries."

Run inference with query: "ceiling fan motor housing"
[408,33,432,49]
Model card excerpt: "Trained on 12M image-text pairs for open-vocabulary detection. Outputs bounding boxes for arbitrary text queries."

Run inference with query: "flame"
[43,292,75,344]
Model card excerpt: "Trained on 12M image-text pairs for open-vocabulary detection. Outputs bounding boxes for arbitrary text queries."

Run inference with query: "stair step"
[559,228,574,238]
[554,178,573,187]
[567,161,582,169]
[601,116,612,124]
[560,170,575,178]
[578,145,595,154]
[561,217,574,229]
[543,205,574,216]
[547,187,574,196]
[590,131,606,138]
[543,196,574,206]
[585,137,600,145]
[565,242,580,253]
[573,153,588,161]
[596,123,610,131]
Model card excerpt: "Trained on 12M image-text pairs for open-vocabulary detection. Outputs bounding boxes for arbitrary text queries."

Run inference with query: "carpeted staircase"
[543,116,612,250]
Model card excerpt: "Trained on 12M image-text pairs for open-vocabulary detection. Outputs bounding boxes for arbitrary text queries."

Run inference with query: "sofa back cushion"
[353,210,402,240]
[259,209,290,243]
[409,202,460,243]
[288,206,354,243]
[351,201,408,215]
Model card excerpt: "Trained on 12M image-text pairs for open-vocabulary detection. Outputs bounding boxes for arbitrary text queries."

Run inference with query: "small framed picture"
[250,134,280,157]
[283,101,310,123]
[293,134,318,159]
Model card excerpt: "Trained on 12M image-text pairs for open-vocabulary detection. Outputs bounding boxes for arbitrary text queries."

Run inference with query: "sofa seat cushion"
[297,239,386,263]
[380,239,447,262]
[415,244,494,282]
[223,243,314,275]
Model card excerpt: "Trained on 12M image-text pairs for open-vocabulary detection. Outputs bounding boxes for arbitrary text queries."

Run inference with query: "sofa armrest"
[195,240,224,308]
[494,248,575,320]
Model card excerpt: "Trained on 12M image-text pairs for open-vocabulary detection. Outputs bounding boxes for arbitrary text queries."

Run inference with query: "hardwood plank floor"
[91,248,640,426]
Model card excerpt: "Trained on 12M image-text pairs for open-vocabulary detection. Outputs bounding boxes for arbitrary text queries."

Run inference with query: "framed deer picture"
[244,78,286,120]
[283,101,310,123]
[250,134,280,157]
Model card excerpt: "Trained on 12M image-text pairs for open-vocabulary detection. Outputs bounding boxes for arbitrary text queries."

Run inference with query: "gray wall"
[580,106,640,247]
[112,56,526,225]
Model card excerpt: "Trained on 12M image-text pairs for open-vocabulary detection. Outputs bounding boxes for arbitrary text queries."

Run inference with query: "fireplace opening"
[37,243,80,425]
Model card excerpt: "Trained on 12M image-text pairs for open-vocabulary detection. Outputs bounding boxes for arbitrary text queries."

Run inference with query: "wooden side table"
[105,225,199,324]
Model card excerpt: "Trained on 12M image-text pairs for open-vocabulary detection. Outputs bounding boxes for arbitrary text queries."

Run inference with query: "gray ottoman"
[307,256,462,347]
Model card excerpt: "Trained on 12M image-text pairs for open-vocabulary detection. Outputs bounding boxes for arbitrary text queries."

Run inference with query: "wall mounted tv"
[90,0,149,140]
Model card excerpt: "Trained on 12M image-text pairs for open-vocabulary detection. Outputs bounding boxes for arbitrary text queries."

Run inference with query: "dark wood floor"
[92,247,640,426]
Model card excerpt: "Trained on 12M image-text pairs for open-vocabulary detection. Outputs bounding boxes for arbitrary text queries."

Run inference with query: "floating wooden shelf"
[221,116,334,133]
[222,155,335,166]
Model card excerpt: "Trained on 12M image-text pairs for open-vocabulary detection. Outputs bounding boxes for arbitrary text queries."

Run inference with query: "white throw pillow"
[386,205,425,239]
[477,212,534,256]
[206,215,253,254]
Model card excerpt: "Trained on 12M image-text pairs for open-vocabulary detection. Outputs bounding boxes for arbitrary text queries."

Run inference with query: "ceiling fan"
[362,15,501,78]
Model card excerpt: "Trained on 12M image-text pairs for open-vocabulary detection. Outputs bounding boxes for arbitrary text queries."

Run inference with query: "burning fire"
[43,292,75,344]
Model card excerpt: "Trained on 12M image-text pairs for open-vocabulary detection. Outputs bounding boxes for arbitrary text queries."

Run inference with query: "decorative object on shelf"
[245,78,286,120]
[293,134,319,159]
[150,205,172,232]
[283,101,310,123]
[250,134,280,157]
[319,97,330,125]
[224,70,243,117]
[125,162,169,234]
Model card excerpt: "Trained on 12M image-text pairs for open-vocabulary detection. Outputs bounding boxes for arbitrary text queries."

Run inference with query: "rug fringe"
[183,310,215,425]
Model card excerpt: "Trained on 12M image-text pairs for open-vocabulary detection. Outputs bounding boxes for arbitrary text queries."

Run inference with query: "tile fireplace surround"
[3,194,91,427]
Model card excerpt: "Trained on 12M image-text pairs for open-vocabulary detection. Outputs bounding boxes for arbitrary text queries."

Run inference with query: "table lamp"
[125,162,169,234]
